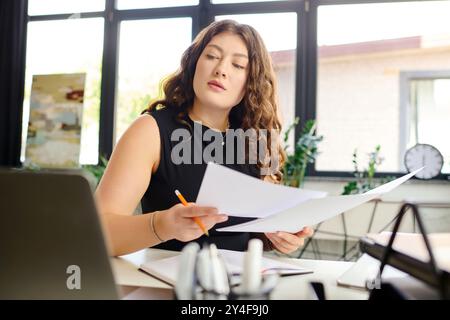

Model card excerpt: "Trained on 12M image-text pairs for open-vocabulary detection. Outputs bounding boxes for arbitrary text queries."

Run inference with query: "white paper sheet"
[210,165,423,233]
[196,163,327,218]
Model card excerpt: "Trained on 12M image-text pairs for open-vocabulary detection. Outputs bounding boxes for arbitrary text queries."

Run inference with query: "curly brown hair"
[143,19,285,183]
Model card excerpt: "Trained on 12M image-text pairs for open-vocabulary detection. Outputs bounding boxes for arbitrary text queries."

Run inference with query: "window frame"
[399,70,450,178]
[16,0,450,180]
[309,0,450,180]
[26,0,203,163]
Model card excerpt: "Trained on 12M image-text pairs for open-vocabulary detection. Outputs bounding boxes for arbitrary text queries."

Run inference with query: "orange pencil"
[175,189,209,237]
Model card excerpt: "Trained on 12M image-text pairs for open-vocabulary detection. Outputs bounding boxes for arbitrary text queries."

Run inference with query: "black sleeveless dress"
[141,106,261,251]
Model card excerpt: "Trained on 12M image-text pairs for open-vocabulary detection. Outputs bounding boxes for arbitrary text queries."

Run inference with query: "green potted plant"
[341,145,393,195]
[282,117,323,188]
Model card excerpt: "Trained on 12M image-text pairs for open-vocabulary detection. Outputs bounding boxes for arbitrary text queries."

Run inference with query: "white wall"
[316,46,450,172]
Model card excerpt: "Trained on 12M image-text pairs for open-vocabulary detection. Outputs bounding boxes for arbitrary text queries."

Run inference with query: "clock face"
[404,144,443,179]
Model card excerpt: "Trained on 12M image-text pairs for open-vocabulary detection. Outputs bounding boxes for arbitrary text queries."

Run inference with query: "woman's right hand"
[155,203,228,242]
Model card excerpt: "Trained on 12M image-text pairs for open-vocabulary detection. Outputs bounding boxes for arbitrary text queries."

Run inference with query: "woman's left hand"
[265,227,314,254]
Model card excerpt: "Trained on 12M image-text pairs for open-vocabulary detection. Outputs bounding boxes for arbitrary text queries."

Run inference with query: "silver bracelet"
[150,212,165,243]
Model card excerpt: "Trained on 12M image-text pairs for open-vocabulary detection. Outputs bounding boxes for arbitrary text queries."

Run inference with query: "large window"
[402,73,450,173]
[115,18,192,142]
[28,0,105,15]
[23,0,197,165]
[17,0,449,178]
[316,1,450,174]
[22,18,104,165]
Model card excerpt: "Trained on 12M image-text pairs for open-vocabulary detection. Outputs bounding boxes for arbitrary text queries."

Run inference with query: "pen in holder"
[231,239,279,300]
[174,240,279,300]
[174,242,200,300]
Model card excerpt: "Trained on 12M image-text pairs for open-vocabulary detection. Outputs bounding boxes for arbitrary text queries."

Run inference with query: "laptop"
[0,169,119,299]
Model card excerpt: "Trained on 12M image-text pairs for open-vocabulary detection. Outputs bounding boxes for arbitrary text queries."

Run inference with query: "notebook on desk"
[139,249,313,286]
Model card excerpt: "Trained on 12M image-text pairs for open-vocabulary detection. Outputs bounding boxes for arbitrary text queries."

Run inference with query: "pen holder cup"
[193,273,279,300]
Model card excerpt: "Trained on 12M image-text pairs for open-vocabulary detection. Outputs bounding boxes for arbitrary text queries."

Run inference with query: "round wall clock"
[404,143,443,179]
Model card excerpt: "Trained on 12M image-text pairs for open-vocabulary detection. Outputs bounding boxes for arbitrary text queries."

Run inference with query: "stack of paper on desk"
[139,249,312,286]
[195,163,422,233]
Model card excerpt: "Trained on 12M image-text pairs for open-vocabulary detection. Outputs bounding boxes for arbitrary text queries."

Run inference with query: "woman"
[95,19,313,256]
